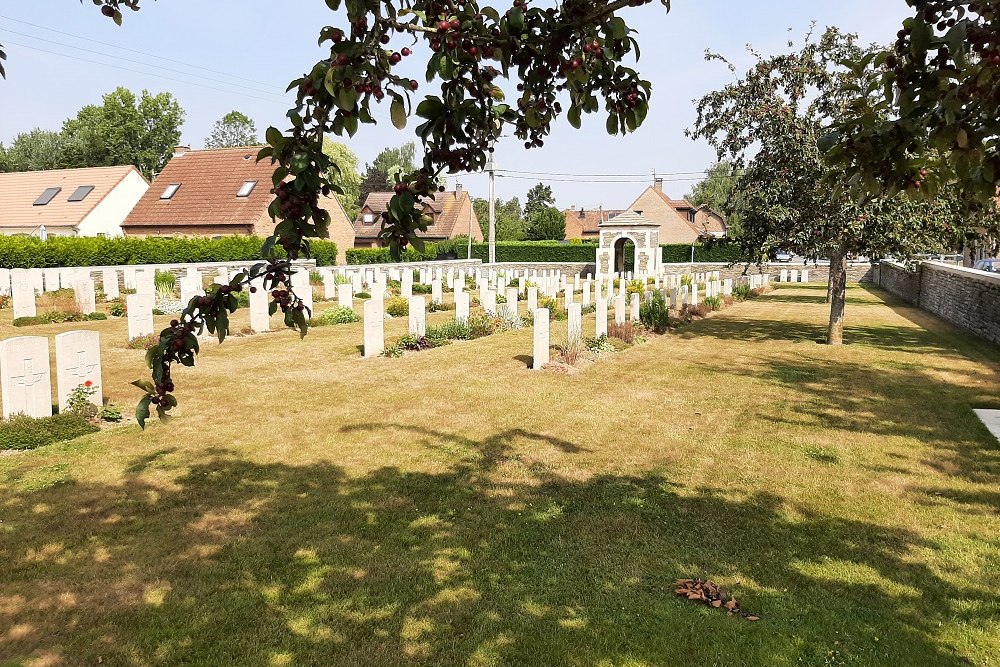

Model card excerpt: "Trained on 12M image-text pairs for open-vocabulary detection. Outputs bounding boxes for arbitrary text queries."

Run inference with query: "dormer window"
[160,184,181,200]
[68,186,95,202]
[687,211,695,222]
[237,180,257,198]
[363,213,375,224]
[33,187,61,206]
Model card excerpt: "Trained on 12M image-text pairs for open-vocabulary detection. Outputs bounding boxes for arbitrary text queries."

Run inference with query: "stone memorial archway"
[595,211,660,278]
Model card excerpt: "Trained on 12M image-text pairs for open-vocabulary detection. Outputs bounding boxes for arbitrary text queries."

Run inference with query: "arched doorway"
[613,236,635,275]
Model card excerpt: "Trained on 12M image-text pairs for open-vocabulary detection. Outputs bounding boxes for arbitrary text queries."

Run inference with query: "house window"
[363,213,375,224]
[160,184,181,200]
[33,187,61,206]
[687,211,695,222]
[67,185,95,202]
[237,180,257,198]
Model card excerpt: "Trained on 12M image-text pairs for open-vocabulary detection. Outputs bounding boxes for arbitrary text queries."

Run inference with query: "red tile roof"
[123,147,277,230]
[354,189,475,239]
[563,208,626,235]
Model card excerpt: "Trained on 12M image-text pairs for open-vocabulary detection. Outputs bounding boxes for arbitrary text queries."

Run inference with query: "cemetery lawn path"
[1,284,999,666]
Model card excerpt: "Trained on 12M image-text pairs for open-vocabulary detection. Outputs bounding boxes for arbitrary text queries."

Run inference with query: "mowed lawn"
[2,284,999,667]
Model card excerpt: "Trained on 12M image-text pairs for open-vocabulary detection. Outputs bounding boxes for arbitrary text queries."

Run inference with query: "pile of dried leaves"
[675,578,760,621]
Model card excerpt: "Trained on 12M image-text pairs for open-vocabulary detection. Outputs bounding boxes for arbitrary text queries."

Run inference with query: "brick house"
[122,146,356,263]
[353,184,482,247]
[0,165,148,238]
[563,207,626,240]
[626,178,728,243]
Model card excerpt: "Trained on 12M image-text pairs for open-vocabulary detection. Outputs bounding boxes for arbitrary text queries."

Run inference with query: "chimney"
[579,208,586,219]
[653,177,663,192]
[455,182,463,197]
[173,145,190,158]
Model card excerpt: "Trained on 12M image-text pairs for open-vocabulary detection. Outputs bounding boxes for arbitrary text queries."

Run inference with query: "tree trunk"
[826,246,848,345]
[825,265,834,304]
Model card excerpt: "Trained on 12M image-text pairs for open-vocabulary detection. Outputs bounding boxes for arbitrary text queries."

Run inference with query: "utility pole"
[486,156,497,264]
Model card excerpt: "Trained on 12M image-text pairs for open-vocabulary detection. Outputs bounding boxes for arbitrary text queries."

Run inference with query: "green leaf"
[131,379,155,394]
[606,113,619,135]
[391,97,407,130]
[265,127,283,148]
[567,105,582,129]
[508,8,524,34]
[136,396,152,430]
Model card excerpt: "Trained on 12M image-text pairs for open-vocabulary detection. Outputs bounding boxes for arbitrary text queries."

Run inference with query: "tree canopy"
[61,87,185,179]
[684,161,740,235]
[525,205,566,240]
[524,182,555,219]
[371,142,417,180]
[322,139,363,218]
[688,27,991,344]
[0,129,65,172]
[474,196,526,240]
[205,111,258,149]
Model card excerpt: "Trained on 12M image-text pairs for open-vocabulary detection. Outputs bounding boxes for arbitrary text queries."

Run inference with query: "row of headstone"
[0,331,103,419]
[779,269,811,283]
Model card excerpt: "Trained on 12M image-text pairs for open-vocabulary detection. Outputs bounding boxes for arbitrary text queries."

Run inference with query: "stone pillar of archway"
[595,211,661,279]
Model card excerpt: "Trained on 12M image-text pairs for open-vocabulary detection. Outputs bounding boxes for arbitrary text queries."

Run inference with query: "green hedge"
[346,244,438,264]
[0,236,339,268]
[0,413,100,450]
[451,241,740,264]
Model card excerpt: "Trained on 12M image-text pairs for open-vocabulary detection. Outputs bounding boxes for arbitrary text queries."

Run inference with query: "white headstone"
[595,297,608,337]
[180,276,204,305]
[74,279,97,315]
[568,302,582,342]
[338,283,353,308]
[27,268,43,296]
[363,299,384,358]
[43,268,60,293]
[431,277,443,304]
[126,293,155,340]
[10,269,37,319]
[101,269,120,300]
[249,277,270,333]
[408,296,426,337]
[54,330,102,413]
[790,269,799,283]
[322,272,338,301]
[292,268,313,316]
[135,270,155,296]
[504,287,518,317]
[532,308,550,370]
[629,293,640,321]
[0,336,52,419]
[401,270,413,299]
[690,284,699,307]
[526,286,538,313]
[614,294,626,325]
[455,290,470,324]
[483,289,497,315]
[351,272,363,293]
[801,270,810,283]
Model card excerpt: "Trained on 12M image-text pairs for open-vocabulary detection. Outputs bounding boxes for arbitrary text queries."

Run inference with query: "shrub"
[428,301,455,312]
[0,236,339,268]
[346,244,437,264]
[680,274,693,287]
[639,291,671,333]
[0,413,100,450]
[318,305,359,325]
[127,334,159,350]
[385,296,409,317]
[154,270,176,290]
[355,291,371,299]
[98,403,124,423]
[536,295,567,321]
[380,344,404,358]
[560,334,584,365]
[731,283,751,301]
[702,295,723,311]
[608,321,639,345]
[586,334,617,353]
[427,320,471,341]
[626,279,646,296]
[12,311,106,326]
[66,381,99,419]
[412,283,432,294]
[108,298,127,317]
[393,334,443,351]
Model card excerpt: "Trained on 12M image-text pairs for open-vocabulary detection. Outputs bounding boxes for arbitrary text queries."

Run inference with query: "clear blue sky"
[0,0,910,208]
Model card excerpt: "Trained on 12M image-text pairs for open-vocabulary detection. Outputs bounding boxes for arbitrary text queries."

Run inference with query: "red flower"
[84,381,93,387]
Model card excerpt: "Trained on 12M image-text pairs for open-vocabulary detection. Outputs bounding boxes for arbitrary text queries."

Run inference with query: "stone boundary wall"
[876,260,1000,345]
[659,262,875,284]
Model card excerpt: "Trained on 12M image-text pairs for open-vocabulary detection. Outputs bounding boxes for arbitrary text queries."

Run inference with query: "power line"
[496,168,718,178]
[0,27,287,99]
[1,40,292,105]
[0,13,278,89]
[496,173,716,183]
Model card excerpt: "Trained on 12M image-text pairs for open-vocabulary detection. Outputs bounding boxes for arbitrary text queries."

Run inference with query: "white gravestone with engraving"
[338,283,353,309]
[363,299,384,358]
[248,277,270,333]
[431,278,443,305]
[126,293,155,340]
[55,330,102,413]
[595,297,608,337]
[532,308,550,370]
[1,336,52,419]
[10,269,37,319]
[408,296,426,337]
[74,278,97,315]
[455,290,470,324]
[483,289,497,316]
[629,293,640,321]
[43,268,60,293]
[526,286,538,313]
[568,303,582,342]
[102,269,120,300]
[614,294,626,325]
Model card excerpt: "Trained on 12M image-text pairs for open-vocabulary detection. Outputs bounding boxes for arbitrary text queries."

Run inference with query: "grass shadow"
[0,425,993,666]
